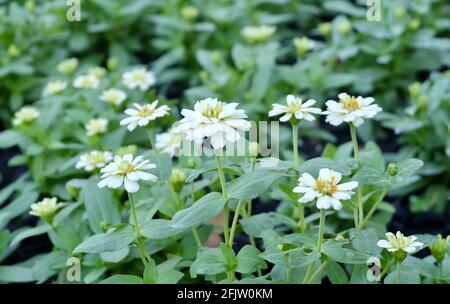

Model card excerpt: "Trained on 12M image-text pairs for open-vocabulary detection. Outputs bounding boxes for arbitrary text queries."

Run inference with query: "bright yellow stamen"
[315,177,337,196]
[340,96,360,111]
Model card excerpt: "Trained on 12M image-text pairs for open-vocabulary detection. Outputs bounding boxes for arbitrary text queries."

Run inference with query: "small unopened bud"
[293,37,315,57]
[116,145,138,157]
[8,44,21,58]
[318,22,332,37]
[409,19,420,30]
[394,7,406,18]
[188,159,196,169]
[417,94,429,109]
[57,58,79,75]
[169,169,186,193]
[88,67,107,79]
[248,142,260,157]
[101,221,110,232]
[337,20,351,34]
[181,6,199,22]
[408,82,421,98]
[25,0,35,13]
[387,162,398,176]
[211,50,222,65]
[107,57,119,71]
[430,234,450,262]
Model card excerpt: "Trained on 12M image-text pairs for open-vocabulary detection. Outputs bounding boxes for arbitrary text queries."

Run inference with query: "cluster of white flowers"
[122,68,155,91]
[377,231,424,254]
[293,168,358,210]
[85,118,108,136]
[73,74,100,89]
[120,101,170,131]
[100,88,127,106]
[76,150,113,172]
[269,95,321,122]
[12,107,40,126]
[43,80,67,96]
[178,97,251,150]
[29,197,63,220]
[98,154,157,193]
[155,125,183,157]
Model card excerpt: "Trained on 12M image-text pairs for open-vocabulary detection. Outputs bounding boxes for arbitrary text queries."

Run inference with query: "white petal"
[124,178,139,193]
[316,196,331,209]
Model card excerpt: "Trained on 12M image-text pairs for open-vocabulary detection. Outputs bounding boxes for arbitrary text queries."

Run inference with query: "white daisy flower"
[377,231,424,254]
[57,58,78,75]
[29,197,63,220]
[155,126,183,157]
[178,97,251,150]
[293,37,315,55]
[241,25,276,44]
[73,74,100,89]
[75,150,113,172]
[120,101,170,132]
[97,154,157,193]
[43,80,67,96]
[293,168,358,210]
[100,88,127,106]
[269,95,322,123]
[323,93,382,127]
[122,68,155,91]
[85,118,108,136]
[12,107,40,126]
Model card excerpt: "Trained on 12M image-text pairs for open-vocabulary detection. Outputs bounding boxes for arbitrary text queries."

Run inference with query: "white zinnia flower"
[156,126,183,157]
[97,154,157,193]
[269,95,322,122]
[323,93,382,127]
[43,80,67,96]
[120,101,170,131]
[100,88,127,106]
[241,25,276,44]
[122,68,155,91]
[377,231,424,254]
[57,58,78,75]
[85,118,108,136]
[178,97,251,150]
[12,107,40,126]
[75,150,113,172]
[29,197,63,220]
[73,74,100,89]
[293,168,358,210]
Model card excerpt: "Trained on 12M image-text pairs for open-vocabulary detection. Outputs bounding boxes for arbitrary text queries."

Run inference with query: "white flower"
[100,88,127,106]
[122,68,155,91]
[88,66,107,79]
[75,150,113,172]
[12,107,39,126]
[57,58,78,75]
[120,101,170,131]
[97,154,157,193]
[29,197,63,220]
[293,37,315,54]
[73,74,100,89]
[178,97,251,150]
[156,126,183,157]
[43,80,67,96]
[85,118,108,136]
[323,93,382,127]
[269,95,322,122]
[241,25,276,43]
[377,231,424,254]
[293,168,358,210]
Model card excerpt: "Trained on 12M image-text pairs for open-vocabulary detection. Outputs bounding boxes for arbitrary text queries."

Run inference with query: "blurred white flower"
[156,126,183,157]
[97,154,157,193]
[178,97,251,150]
[120,101,170,131]
[88,66,107,79]
[85,118,108,136]
[43,80,67,96]
[323,93,382,127]
[29,197,62,220]
[57,58,78,75]
[293,37,315,55]
[269,95,321,122]
[377,231,424,254]
[73,74,100,89]
[100,88,127,106]
[293,168,358,210]
[76,150,113,172]
[122,68,155,91]
[12,107,39,126]
[241,25,276,44]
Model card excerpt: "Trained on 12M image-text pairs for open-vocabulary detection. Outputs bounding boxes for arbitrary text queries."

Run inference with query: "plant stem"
[146,128,158,154]
[349,123,359,163]
[292,123,300,169]
[192,227,202,249]
[396,262,401,284]
[359,188,388,229]
[303,263,314,284]
[215,155,230,245]
[307,261,329,284]
[229,200,244,247]
[316,209,326,252]
[128,192,151,266]
[349,123,363,228]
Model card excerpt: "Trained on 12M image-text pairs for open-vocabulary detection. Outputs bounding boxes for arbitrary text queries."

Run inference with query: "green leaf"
[73,225,135,254]
[322,241,371,264]
[360,141,385,171]
[141,219,187,239]
[100,247,130,264]
[228,170,282,200]
[0,191,39,229]
[300,157,353,176]
[170,192,226,229]
[353,166,389,187]
[0,265,34,283]
[326,262,349,284]
[10,225,52,247]
[100,275,143,284]
[240,213,282,238]
[143,259,158,284]
[393,158,424,184]
[220,243,237,269]
[384,266,420,284]
[351,228,382,257]
[190,248,228,278]
[236,245,266,274]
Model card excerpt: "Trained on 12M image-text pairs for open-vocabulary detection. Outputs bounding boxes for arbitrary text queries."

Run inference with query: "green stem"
[303,263,314,284]
[229,200,244,247]
[192,227,202,249]
[316,209,326,252]
[128,192,150,266]
[349,123,363,228]
[349,123,359,163]
[396,262,401,284]
[292,123,299,169]
[146,128,158,154]
[307,261,329,284]
[215,155,230,246]
[359,188,388,229]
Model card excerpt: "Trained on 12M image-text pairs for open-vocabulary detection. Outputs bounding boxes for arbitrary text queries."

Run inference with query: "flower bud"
[181,6,199,22]
[57,58,79,75]
[8,44,21,58]
[387,162,398,176]
[169,169,186,193]
[430,234,449,262]
[417,94,429,109]
[211,50,222,65]
[29,197,62,223]
[293,37,315,57]
[25,0,35,12]
[116,145,138,157]
[107,57,119,71]
[88,66,107,79]
[337,20,351,34]
[248,142,259,157]
[318,22,332,37]
[408,82,421,98]
[394,7,406,18]
[101,221,110,232]
[409,19,420,30]
[188,159,196,169]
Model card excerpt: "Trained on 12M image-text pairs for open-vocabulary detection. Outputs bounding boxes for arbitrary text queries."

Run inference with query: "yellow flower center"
[117,161,136,176]
[138,106,155,118]
[340,96,361,112]
[287,101,302,113]
[132,72,146,82]
[202,102,223,119]
[315,177,337,196]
